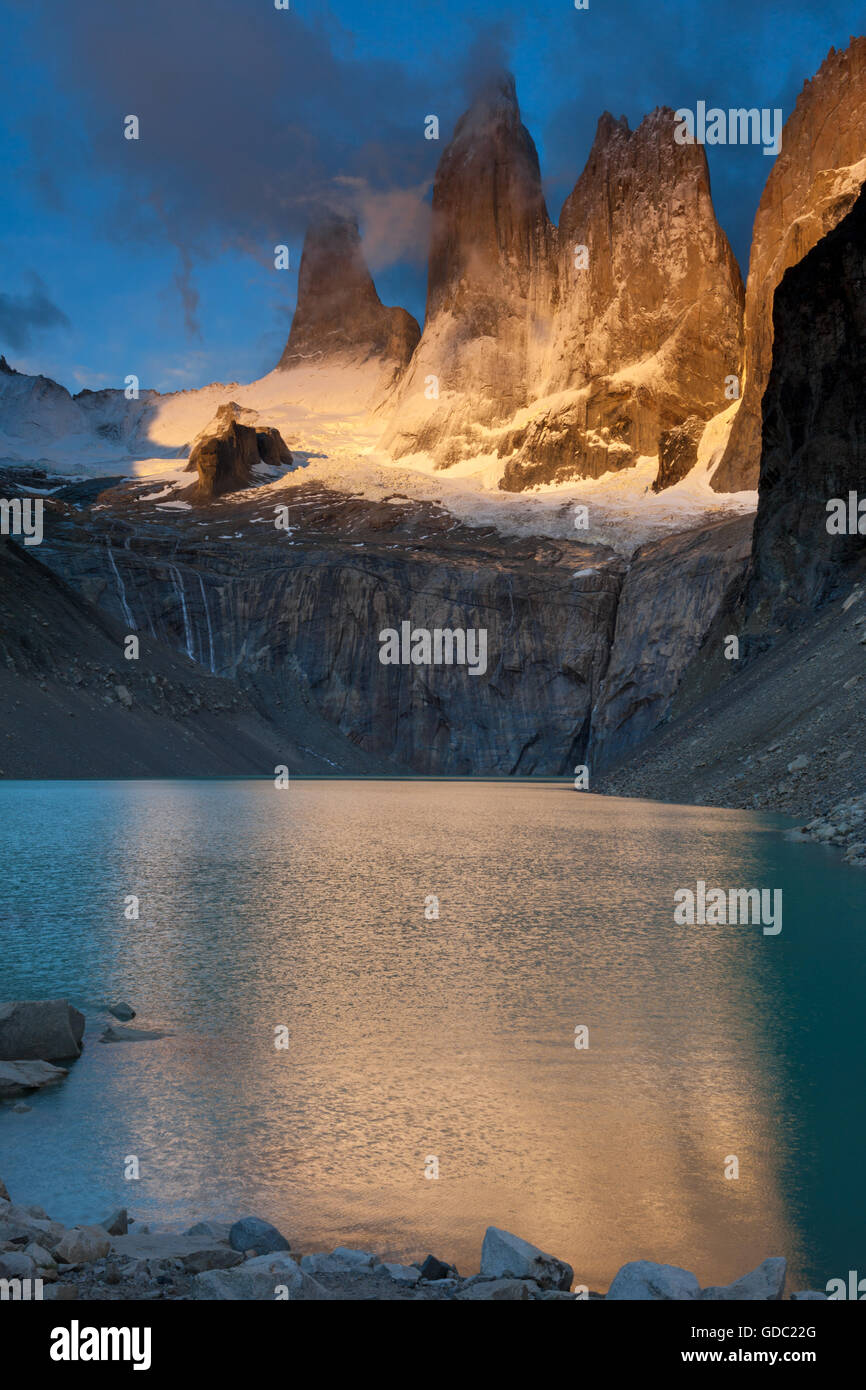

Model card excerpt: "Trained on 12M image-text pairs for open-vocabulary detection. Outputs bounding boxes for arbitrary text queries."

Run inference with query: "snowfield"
[0,357,755,553]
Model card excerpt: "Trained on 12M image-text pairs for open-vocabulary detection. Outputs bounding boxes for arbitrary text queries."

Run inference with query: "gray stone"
[22,1242,56,1270]
[193,1251,330,1300]
[184,1220,233,1242]
[228,1217,290,1256]
[457,1277,540,1300]
[108,1002,136,1021]
[607,1261,700,1300]
[791,1290,828,1300]
[0,1000,85,1062]
[53,1225,111,1264]
[374,1261,420,1284]
[300,1247,375,1275]
[0,1251,37,1281]
[0,1208,65,1250]
[418,1253,458,1280]
[99,1208,128,1236]
[99,1024,170,1043]
[110,1232,244,1272]
[700,1258,786,1301]
[480,1227,573,1291]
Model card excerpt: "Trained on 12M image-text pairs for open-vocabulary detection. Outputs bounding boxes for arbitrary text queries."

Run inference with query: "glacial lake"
[1,778,864,1293]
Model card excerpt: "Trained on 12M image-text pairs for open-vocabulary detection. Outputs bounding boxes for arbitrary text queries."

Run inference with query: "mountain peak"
[277,210,419,371]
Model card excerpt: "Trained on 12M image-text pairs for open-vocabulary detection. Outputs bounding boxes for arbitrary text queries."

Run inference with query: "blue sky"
[0,0,862,393]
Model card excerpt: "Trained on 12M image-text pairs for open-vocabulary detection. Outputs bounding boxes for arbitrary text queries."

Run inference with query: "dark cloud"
[17,2,444,282]
[6,0,864,343]
[0,273,70,350]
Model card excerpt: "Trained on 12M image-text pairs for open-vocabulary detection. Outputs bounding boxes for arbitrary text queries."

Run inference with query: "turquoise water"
[0,779,863,1292]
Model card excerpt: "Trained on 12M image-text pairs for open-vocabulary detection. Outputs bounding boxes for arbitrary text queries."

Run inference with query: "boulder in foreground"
[53,1225,111,1265]
[0,1058,68,1097]
[480,1227,573,1290]
[0,1000,85,1061]
[701,1257,786,1301]
[193,1251,330,1300]
[228,1216,291,1256]
[606,1260,700,1300]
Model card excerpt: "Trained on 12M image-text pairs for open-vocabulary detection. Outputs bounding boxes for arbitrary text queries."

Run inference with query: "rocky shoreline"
[0,1184,829,1302]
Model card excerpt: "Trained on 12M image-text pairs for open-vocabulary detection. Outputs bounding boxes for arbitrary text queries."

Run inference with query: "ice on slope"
[0,357,754,552]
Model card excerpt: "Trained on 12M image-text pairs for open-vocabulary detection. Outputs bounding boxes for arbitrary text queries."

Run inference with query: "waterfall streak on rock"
[170,565,196,662]
[198,572,216,674]
[106,543,136,630]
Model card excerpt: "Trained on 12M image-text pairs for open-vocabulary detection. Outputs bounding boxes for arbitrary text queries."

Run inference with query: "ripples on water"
[1,778,864,1291]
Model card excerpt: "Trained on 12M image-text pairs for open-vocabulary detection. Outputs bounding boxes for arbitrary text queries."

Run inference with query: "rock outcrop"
[41,489,625,776]
[0,1000,85,1061]
[597,188,866,814]
[382,73,554,466]
[0,1059,68,1098]
[381,82,742,487]
[480,1227,573,1291]
[653,417,705,493]
[713,37,866,492]
[501,109,743,491]
[589,515,753,769]
[744,182,866,622]
[277,211,420,372]
[184,403,293,499]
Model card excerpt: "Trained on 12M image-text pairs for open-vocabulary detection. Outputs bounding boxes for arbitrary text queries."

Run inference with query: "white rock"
[480,1227,573,1290]
[700,1258,786,1301]
[607,1261,700,1300]
[193,1251,330,1300]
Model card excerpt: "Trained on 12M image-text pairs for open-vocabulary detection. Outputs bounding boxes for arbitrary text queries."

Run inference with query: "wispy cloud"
[0,272,70,351]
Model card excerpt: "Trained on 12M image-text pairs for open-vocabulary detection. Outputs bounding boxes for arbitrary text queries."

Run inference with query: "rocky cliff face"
[29,466,754,779]
[501,110,743,491]
[744,182,866,623]
[278,212,420,374]
[382,74,555,467]
[588,516,753,768]
[713,36,866,492]
[380,83,743,488]
[38,485,626,776]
